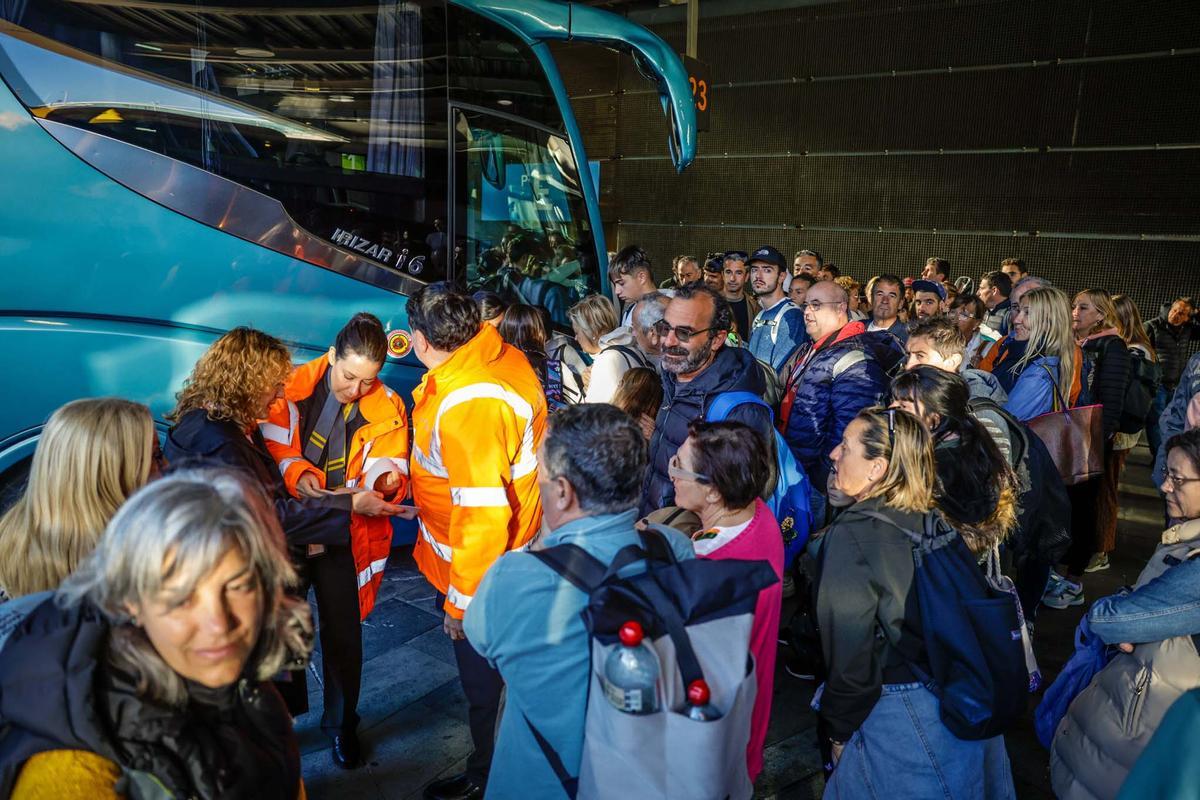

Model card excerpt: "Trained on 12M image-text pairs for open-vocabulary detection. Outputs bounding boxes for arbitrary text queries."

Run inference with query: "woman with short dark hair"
[0,470,312,799]
[669,421,782,783]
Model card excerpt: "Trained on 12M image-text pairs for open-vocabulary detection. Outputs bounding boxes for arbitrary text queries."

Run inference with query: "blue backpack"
[705,391,813,566]
[1034,612,1114,748]
[857,509,1028,740]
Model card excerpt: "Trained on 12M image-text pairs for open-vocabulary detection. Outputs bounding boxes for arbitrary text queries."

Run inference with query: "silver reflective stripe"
[278,457,304,479]
[511,457,538,480]
[429,383,537,484]
[447,585,473,611]
[419,518,452,561]
[260,400,299,446]
[413,444,448,478]
[356,556,389,589]
[450,486,509,507]
[832,349,867,379]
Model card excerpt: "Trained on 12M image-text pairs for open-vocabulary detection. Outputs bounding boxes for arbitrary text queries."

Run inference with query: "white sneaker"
[1085,553,1110,573]
[1044,579,1085,609]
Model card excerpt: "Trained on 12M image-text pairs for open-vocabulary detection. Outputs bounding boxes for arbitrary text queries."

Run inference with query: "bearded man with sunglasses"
[639,283,775,516]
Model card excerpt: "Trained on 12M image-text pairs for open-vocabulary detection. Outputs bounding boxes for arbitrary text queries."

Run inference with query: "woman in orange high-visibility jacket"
[406,285,547,796]
[261,313,411,770]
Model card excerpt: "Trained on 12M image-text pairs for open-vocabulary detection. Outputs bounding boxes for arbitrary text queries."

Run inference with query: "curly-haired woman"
[165,327,405,549]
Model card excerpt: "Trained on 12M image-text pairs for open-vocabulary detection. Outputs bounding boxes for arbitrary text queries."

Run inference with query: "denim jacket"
[1153,352,1200,486]
[1088,518,1200,645]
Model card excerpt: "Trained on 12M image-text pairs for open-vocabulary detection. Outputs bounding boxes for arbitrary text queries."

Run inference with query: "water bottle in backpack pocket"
[528,526,777,799]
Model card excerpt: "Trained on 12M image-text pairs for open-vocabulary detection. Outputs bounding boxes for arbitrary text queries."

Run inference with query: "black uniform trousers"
[435,591,504,783]
[278,544,362,738]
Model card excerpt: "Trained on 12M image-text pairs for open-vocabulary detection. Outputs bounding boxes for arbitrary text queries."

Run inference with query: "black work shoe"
[332,732,361,769]
[423,773,485,800]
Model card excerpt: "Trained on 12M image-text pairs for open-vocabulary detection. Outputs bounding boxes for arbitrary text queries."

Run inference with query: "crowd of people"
[0,245,1199,800]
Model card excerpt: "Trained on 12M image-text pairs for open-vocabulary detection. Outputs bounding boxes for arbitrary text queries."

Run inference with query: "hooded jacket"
[641,345,774,516]
[779,322,904,489]
[410,324,547,620]
[0,597,302,800]
[584,326,651,404]
[1050,519,1200,800]
[165,409,352,555]
[262,355,410,619]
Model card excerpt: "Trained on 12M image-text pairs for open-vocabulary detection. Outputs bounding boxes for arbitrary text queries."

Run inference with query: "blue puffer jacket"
[780,323,904,490]
[640,345,775,516]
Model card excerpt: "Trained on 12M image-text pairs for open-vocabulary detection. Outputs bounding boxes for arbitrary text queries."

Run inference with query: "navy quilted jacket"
[780,323,904,489]
[640,345,775,516]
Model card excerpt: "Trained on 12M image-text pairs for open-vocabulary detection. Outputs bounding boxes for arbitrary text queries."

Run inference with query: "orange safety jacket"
[410,324,547,620]
[261,355,410,620]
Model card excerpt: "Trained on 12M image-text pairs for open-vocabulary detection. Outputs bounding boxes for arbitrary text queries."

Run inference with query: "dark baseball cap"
[912,279,947,300]
[747,245,786,271]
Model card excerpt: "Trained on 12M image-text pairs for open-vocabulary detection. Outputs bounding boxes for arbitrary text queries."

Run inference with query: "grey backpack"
[530,526,777,799]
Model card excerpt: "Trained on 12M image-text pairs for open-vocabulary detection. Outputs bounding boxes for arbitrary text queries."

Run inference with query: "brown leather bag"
[1026,364,1104,485]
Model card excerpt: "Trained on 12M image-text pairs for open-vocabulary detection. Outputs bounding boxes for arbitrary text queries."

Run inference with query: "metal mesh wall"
[552,0,1200,318]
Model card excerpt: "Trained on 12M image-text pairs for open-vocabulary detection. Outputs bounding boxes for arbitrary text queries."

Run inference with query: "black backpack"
[1119,347,1163,434]
[856,509,1028,740]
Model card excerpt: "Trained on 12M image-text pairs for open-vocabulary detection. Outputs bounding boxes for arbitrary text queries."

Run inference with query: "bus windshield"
[0,1,600,295]
[455,107,597,328]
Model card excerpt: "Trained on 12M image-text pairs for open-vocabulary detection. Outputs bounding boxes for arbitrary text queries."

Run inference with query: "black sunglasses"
[653,320,719,343]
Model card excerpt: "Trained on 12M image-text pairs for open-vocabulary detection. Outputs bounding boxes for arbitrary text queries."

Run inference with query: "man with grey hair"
[630,289,672,367]
[464,404,693,799]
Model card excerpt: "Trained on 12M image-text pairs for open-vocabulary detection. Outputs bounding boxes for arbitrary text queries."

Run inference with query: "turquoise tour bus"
[0,0,696,497]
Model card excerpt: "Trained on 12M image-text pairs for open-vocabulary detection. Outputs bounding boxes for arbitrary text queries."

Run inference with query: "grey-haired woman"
[0,470,312,800]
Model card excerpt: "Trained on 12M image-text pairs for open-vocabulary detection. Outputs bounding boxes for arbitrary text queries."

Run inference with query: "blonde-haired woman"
[0,398,160,600]
[568,294,650,403]
[0,470,312,799]
[817,407,1015,798]
[1004,286,1080,421]
[1044,290,1131,608]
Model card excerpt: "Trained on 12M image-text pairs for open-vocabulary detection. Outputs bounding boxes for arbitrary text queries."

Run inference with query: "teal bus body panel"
[0,80,423,479]
[451,0,697,172]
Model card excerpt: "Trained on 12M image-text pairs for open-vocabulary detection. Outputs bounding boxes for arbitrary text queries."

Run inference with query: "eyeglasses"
[886,408,896,451]
[652,320,719,343]
[798,300,847,313]
[1164,472,1200,489]
[669,454,710,483]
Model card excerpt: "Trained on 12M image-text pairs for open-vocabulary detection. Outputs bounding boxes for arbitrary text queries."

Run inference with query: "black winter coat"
[0,597,301,800]
[640,346,775,516]
[1081,334,1130,441]
[166,408,351,552]
[1147,313,1200,390]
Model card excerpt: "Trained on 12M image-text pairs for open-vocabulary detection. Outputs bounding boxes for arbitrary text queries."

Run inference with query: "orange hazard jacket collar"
[414,323,506,400]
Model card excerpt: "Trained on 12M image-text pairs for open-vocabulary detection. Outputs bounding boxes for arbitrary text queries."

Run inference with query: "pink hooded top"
[691,498,784,782]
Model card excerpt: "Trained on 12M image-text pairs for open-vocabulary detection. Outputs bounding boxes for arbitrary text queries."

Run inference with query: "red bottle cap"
[618,620,644,646]
[687,679,711,706]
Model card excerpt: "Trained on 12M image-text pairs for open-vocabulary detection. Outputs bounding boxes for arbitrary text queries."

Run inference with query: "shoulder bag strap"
[522,711,579,799]
[1038,362,1069,412]
[530,543,609,593]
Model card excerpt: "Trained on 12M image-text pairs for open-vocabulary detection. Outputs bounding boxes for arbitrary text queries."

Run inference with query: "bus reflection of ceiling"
[0,26,347,144]
[62,0,380,16]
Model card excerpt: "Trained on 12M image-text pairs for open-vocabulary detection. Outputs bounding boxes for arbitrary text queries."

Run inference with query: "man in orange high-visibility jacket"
[261,312,413,770]
[406,284,546,800]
